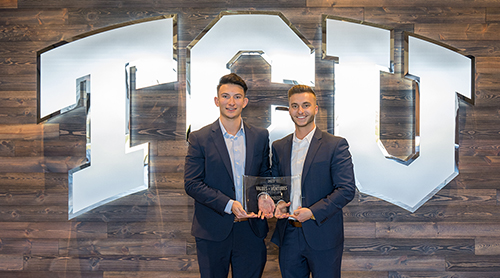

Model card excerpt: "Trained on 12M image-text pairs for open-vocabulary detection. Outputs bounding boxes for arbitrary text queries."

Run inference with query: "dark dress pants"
[278,221,343,278]
[196,220,267,278]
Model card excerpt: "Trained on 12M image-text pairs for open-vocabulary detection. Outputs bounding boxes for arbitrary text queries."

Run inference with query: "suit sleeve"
[309,138,356,225]
[184,131,231,215]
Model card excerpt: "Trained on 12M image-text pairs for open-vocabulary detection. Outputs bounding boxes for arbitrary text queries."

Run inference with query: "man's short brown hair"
[288,84,316,99]
[217,73,248,96]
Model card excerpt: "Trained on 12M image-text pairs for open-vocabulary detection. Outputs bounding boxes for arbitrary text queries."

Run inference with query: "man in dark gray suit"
[271,84,356,278]
[184,73,270,278]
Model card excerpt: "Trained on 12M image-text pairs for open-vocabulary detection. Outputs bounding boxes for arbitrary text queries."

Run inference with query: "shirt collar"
[293,126,316,144]
[219,118,245,137]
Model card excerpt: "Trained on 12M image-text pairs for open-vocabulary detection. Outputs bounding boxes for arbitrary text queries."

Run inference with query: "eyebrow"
[290,101,311,105]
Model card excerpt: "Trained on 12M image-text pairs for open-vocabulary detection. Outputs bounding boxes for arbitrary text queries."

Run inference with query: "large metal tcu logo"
[37,12,474,218]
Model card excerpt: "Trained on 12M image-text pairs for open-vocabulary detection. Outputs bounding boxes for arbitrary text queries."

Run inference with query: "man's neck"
[220,116,242,136]
[295,123,315,140]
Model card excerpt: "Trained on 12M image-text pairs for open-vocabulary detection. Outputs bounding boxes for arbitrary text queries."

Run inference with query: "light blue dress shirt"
[219,120,246,214]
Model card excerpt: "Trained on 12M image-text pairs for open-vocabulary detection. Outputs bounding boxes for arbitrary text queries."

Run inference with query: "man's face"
[214,83,249,120]
[288,92,318,128]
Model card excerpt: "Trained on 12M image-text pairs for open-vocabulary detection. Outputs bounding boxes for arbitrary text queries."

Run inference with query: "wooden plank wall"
[1,0,500,277]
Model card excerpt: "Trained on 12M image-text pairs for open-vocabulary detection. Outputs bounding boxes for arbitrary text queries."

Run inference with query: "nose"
[228,96,236,105]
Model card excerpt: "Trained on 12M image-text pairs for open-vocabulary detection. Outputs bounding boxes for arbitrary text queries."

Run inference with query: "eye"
[291,104,298,109]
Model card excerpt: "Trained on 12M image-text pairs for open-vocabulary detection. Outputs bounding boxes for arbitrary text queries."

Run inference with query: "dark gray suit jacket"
[271,128,356,250]
[184,119,270,241]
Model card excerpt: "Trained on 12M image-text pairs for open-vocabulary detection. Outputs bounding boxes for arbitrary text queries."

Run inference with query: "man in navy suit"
[184,73,270,278]
[271,85,356,278]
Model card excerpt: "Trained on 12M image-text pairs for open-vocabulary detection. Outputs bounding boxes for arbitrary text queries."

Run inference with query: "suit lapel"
[244,122,254,175]
[301,128,322,185]
[211,120,234,182]
[282,135,293,177]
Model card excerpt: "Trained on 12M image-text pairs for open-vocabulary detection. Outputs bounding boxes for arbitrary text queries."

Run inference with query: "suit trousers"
[278,221,343,278]
[196,220,267,278]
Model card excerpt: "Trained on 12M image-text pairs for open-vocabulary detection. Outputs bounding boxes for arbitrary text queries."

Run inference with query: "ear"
[214,96,219,107]
[242,97,249,108]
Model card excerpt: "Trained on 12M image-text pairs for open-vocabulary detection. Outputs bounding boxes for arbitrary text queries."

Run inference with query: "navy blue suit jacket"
[271,128,356,250]
[184,119,270,241]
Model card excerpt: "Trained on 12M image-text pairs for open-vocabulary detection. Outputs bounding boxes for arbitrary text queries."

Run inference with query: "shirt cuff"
[224,199,234,214]
[257,192,270,199]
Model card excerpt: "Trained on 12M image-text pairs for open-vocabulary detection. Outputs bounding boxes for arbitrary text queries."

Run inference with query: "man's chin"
[221,113,240,120]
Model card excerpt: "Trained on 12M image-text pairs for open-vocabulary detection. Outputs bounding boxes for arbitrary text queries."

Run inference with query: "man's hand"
[290,206,313,222]
[257,193,275,219]
[231,201,257,219]
[274,201,291,219]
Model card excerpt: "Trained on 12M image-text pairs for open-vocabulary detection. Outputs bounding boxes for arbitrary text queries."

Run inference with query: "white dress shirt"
[290,127,316,213]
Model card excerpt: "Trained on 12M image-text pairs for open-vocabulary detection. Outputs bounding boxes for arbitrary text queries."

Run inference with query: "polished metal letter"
[325,17,473,211]
[187,12,314,135]
[38,16,177,218]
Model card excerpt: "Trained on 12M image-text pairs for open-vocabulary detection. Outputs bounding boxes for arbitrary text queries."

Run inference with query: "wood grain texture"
[475,237,500,255]
[376,222,500,238]
[487,7,500,22]
[365,7,487,24]
[414,23,500,41]
[0,221,107,238]
[307,0,500,8]
[1,1,500,277]
[0,255,23,270]
[389,272,500,278]
[0,9,67,25]
[0,272,103,278]
[104,272,201,278]
[0,0,16,9]
[345,238,474,256]
[342,255,446,271]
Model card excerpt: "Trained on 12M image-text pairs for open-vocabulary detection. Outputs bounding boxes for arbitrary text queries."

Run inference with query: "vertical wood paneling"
[0,1,500,277]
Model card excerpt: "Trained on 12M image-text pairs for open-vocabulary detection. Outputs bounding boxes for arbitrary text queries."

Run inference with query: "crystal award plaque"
[243,175,292,213]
